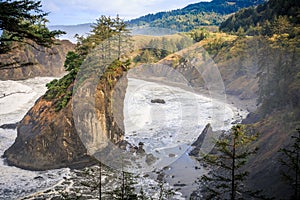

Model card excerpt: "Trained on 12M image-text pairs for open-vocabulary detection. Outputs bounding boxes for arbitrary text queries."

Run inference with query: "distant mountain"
[129,0,266,31]
[49,0,267,41]
[49,24,179,43]
[49,24,92,43]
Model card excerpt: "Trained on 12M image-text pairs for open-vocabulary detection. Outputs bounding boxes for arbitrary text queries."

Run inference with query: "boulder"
[151,99,166,104]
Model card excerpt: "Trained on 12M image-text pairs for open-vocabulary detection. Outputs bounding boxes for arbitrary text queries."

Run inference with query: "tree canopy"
[129,0,265,31]
[0,0,64,52]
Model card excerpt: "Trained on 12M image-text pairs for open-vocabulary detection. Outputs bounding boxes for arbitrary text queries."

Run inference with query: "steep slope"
[218,0,300,198]
[3,62,127,170]
[154,31,299,199]
[220,0,300,34]
[0,40,74,80]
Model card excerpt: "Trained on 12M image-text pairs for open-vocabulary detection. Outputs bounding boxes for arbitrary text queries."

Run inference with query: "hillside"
[129,0,266,31]
[220,0,300,34]
[217,0,300,198]
[2,1,300,199]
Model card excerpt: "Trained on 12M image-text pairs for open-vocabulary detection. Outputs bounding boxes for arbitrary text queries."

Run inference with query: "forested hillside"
[214,0,300,198]
[129,0,266,31]
[220,0,300,35]
[2,0,300,199]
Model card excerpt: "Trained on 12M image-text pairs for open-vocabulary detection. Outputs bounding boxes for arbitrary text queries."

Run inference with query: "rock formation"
[0,40,74,80]
[3,65,127,170]
[189,123,212,157]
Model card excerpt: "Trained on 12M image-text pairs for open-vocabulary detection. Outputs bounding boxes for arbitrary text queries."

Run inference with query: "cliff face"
[4,66,127,170]
[4,98,91,170]
[0,40,75,80]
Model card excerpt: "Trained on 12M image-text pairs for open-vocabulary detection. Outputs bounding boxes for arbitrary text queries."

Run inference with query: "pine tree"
[109,171,138,200]
[0,0,64,52]
[199,125,269,200]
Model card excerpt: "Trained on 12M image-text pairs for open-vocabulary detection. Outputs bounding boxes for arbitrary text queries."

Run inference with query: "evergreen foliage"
[129,0,265,31]
[199,125,270,199]
[220,0,300,36]
[0,0,64,52]
[256,34,300,118]
[44,15,131,111]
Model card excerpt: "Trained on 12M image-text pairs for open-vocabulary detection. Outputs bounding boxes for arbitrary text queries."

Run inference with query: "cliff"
[0,40,75,80]
[3,63,127,170]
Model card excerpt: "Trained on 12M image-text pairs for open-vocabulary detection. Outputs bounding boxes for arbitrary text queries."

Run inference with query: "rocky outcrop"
[151,99,166,104]
[3,66,127,170]
[189,123,212,157]
[0,122,18,130]
[3,97,94,170]
[0,40,74,80]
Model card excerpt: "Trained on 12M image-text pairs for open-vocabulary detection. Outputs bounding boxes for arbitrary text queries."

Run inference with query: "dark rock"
[143,174,150,178]
[145,154,157,166]
[117,140,132,150]
[168,153,176,157]
[137,146,146,155]
[33,176,44,180]
[174,183,186,187]
[189,123,212,157]
[151,99,166,104]
[163,166,171,171]
[138,142,144,146]
[0,122,18,130]
[157,172,165,182]
[242,112,261,124]
[191,123,211,147]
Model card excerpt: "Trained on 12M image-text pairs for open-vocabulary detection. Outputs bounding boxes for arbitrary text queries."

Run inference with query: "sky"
[41,0,208,25]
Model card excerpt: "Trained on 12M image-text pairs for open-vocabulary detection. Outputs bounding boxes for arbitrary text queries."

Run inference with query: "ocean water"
[0,77,69,200]
[123,78,247,196]
[0,77,247,199]
[123,78,246,168]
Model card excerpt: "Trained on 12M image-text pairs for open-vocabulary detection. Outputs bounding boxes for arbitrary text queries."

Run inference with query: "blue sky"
[41,0,208,25]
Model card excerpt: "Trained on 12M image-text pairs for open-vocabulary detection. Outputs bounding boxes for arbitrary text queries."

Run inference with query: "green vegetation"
[129,0,265,31]
[133,35,194,64]
[148,12,226,32]
[218,0,300,124]
[199,125,269,199]
[257,35,300,118]
[44,15,131,111]
[188,28,210,42]
[9,0,299,198]
[0,0,64,53]
[220,0,300,36]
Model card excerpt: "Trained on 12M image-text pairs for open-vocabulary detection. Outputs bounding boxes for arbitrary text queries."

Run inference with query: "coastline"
[15,77,253,199]
[128,76,256,116]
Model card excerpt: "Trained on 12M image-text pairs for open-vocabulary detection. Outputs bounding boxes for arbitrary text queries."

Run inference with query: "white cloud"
[41,0,206,25]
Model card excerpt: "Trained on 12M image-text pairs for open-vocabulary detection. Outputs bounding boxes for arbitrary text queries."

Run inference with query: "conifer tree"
[109,170,138,200]
[0,0,64,52]
[199,125,269,200]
